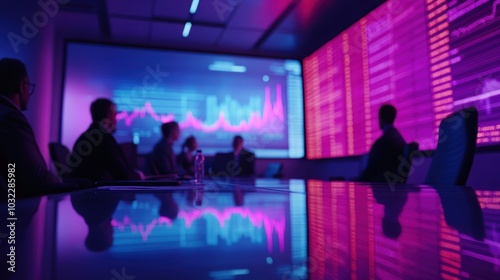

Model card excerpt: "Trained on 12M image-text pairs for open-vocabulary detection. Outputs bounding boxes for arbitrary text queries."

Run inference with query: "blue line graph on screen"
[114,84,285,133]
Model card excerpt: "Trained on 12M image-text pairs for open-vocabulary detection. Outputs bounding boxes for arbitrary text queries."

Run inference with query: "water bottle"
[194,150,205,184]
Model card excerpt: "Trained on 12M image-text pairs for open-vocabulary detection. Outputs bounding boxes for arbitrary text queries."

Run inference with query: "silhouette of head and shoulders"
[359,104,406,183]
[70,98,140,181]
[148,121,181,176]
[0,58,64,197]
[376,104,405,145]
[231,135,255,177]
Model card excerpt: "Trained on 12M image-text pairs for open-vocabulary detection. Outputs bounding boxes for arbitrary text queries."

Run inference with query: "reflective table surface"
[1,179,499,280]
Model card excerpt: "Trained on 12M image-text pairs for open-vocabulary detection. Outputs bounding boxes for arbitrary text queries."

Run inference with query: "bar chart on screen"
[115,84,285,133]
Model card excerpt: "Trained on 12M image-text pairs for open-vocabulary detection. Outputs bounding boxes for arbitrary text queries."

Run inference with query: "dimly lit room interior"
[1,0,500,279]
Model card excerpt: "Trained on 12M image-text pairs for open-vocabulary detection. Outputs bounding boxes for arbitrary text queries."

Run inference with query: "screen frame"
[59,39,307,159]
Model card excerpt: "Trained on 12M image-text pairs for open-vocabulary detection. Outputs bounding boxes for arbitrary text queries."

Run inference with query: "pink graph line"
[115,84,285,133]
[451,0,500,38]
[116,101,175,126]
[111,207,286,253]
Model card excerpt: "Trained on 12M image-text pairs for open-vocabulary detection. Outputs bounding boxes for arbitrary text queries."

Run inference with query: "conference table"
[2,178,499,280]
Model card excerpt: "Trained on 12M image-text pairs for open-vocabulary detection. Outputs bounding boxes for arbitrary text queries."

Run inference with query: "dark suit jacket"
[69,122,140,182]
[359,126,406,183]
[0,97,61,197]
[148,138,177,175]
[234,148,255,177]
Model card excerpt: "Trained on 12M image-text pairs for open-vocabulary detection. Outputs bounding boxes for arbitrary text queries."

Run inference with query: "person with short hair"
[147,121,181,175]
[358,104,406,182]
[69,98,140,182]
[232,135,255,177]
[0,58,62,197]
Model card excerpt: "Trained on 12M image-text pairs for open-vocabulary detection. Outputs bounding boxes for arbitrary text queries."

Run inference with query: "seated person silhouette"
[147,121,180,176]
[0,58,68,198]
[69,98,140,182]
[358,104,406,183]
[176,135,197,177]
[232,135,255,177]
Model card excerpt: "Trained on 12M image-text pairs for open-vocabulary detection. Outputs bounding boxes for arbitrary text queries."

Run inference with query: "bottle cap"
[197,150,202,153]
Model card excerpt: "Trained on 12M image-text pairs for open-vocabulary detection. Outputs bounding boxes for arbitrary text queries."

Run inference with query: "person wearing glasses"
[0,58,63,198]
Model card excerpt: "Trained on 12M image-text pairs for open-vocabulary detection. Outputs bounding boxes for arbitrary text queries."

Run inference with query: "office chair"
[425,107,478,186]
[209,152,255,177]
[49,142,72,179]
[49,142,93,189]
[209,152,233,176]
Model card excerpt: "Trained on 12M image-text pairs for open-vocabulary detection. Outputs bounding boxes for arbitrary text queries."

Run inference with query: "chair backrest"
[49,142,72,178]
[425,107,478,186]
[209,152,256,177]
[119,142,138,169]
[263,163,283,178]
[209,152,233,176]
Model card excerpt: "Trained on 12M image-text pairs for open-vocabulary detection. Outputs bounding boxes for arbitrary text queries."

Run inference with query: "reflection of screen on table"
[62,42,304,158]
[304,0,500,158]
[56,190,307,280]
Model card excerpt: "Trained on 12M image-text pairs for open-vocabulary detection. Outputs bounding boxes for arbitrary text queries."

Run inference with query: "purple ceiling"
[57,0,385,59]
